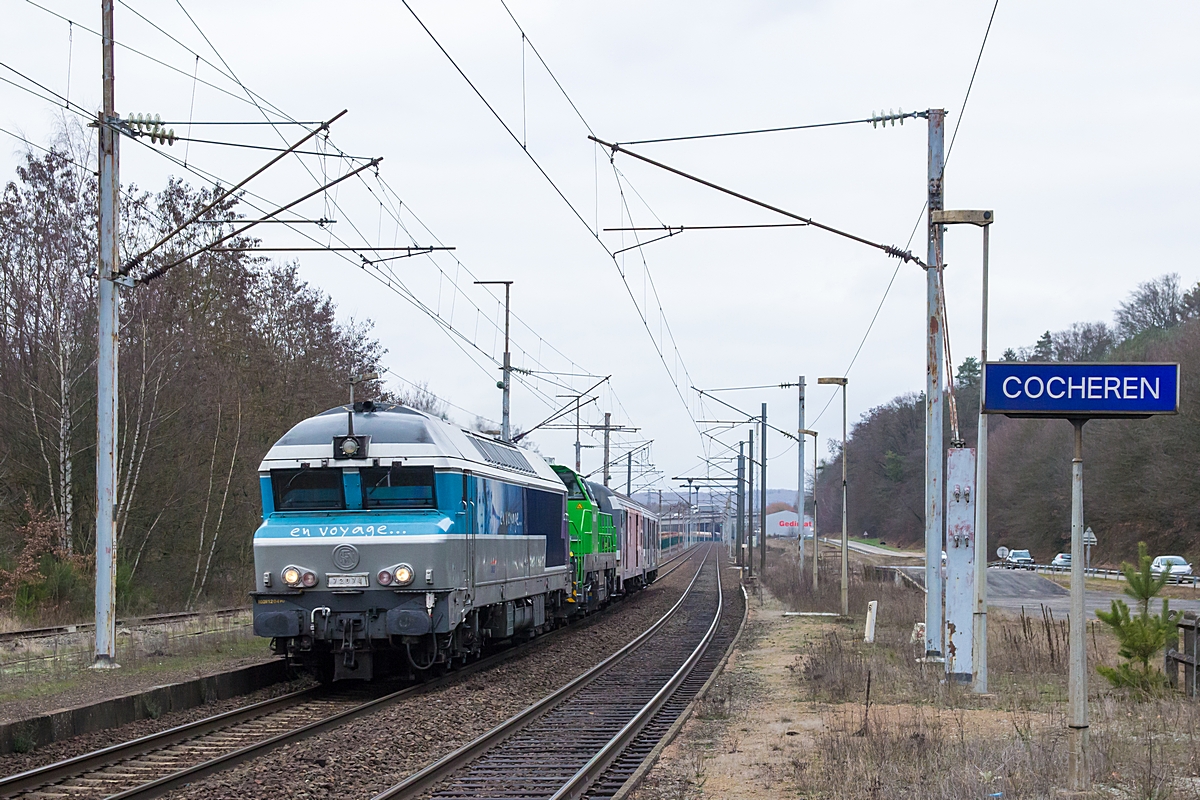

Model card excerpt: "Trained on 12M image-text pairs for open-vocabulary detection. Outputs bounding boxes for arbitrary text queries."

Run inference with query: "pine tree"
[1096,542,1178,694]
[1032,331,1054,361]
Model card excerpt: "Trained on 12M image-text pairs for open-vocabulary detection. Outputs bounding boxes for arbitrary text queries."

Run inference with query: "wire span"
[593,136,925,268]
[617,111,925,146]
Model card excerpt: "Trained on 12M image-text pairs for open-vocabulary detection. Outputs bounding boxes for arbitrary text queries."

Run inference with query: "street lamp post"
[932,208,994,693]
[474,280,513,441]
[818,377,849,616]
[800,429,818,589]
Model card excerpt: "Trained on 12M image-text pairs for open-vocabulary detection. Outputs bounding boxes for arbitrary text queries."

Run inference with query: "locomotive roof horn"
[335,371,379,459]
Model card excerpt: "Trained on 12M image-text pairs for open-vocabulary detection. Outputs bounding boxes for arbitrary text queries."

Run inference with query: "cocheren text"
[1001,375,1160,401]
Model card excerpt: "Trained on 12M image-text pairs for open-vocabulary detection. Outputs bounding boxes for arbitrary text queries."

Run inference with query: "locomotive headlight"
[376,569,393,586]
[394,564,414,586]
[340,437,359,457]
[301,570,318,588]
[282,566,302,587]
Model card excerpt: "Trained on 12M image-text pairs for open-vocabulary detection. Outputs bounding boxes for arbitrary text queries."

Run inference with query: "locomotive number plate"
[326,573,369,588]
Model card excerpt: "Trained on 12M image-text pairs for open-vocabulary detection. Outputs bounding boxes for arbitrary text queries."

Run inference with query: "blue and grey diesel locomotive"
[251,401,573,681]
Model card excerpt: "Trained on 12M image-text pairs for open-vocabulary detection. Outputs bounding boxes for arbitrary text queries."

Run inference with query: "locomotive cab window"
[560,471,589,502]
[362,465,436,509]
[272,468,346,511]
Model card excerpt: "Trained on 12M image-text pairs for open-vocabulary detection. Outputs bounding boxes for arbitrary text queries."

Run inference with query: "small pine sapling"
[1096,542,1179,694]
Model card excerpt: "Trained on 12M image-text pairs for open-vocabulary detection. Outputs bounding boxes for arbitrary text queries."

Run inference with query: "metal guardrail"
[988,561,1199,587]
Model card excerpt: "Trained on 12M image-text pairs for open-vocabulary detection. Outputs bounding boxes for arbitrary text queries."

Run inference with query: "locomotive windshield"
[272,468,346,511]
[558,470,589,501]
[362,465,437,509]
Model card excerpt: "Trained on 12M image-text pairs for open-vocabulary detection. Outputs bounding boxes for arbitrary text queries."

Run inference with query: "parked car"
[1151,555,1193,580]
[1051,553,1071,568]
[1004,549,1035,569]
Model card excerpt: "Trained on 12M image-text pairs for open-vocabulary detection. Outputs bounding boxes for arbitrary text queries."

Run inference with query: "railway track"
[371,545,735,800]
[0,608,248,645]
[0,547,703,800]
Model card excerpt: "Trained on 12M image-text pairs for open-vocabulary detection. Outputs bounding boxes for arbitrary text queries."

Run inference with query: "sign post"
[983,360,1179,793]
[1084,526,1097,572]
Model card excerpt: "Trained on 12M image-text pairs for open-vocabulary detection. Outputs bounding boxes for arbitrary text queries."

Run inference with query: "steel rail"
[0,607,248,644]
[0,684,323,795]
[608,582,748,800]
[371,548,716,800]
[3,550,706,799]
[553,554,723,800]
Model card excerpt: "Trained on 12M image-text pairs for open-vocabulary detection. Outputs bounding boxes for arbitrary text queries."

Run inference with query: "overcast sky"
[3,1,1197,502]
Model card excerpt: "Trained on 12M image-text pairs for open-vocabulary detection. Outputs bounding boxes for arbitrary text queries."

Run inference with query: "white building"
[766,510,813,539]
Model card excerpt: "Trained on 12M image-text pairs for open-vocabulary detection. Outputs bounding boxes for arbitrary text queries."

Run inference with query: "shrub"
[1096,542,1178,694]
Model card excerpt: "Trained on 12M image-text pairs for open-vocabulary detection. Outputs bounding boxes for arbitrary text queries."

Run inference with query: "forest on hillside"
[814,273,1200,565]
[0,133,394,620]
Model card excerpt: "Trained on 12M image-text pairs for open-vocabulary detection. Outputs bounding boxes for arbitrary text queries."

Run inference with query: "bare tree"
[1052,322,1115,362]
[1115,273,1187,339]
[398,381,448,418]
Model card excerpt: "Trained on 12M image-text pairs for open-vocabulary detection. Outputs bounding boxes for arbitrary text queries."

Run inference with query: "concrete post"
[840,384,848,617]
[93,0,121,669]
[760,403,767,577]
[925,108,946,658]
[797,377,806,580]
[747,428,754,578]
[736,443,745,567]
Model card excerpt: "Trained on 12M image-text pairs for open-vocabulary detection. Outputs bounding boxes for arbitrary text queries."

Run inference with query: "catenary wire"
[399,0,703,447]
[616,112,923,146]
[16,1,651,478]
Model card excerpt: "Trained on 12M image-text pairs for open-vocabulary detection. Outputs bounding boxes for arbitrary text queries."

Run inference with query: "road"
[893,566,1200,618]
[817,537,922,558]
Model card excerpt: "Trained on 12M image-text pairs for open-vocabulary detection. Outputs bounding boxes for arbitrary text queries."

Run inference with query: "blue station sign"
[983,362,1179,418]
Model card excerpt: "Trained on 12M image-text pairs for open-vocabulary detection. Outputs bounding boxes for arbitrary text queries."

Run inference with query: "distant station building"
[765,510,813,539]
[661,502,725,543]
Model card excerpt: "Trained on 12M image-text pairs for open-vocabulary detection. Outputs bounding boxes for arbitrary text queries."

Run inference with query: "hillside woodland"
[0,135,391,619]
[814,273,1200,565]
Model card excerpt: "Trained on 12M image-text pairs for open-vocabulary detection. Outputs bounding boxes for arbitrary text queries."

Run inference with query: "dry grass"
[754,542,1200,797]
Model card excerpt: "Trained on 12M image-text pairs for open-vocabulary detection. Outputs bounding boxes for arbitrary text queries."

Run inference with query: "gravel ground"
[159,549,708,800]
[0,674,315,777]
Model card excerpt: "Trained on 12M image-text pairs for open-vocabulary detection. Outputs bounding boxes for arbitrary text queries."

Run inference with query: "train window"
[362,465,437,509]
[272,468,346,511]
[559,471,588,501]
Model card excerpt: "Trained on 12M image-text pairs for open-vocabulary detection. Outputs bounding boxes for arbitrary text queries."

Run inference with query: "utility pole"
[800,428,818,589]
[602,412,611,486]
[93,0,122,669]
[687,479,694,548]
[819,377,849,615]
[760,403,767,576]
[747,427,755,578]
[932,208,995,691]
[797,377,806,580]
[626,451,632,495]
[736,442,745,567]
[924,108,946,659]
[575,398,582,471]
[474,280,513,441]
[975,217,992,693]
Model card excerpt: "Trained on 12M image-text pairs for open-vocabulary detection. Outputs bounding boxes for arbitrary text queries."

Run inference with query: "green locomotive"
[550,465,618,609]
